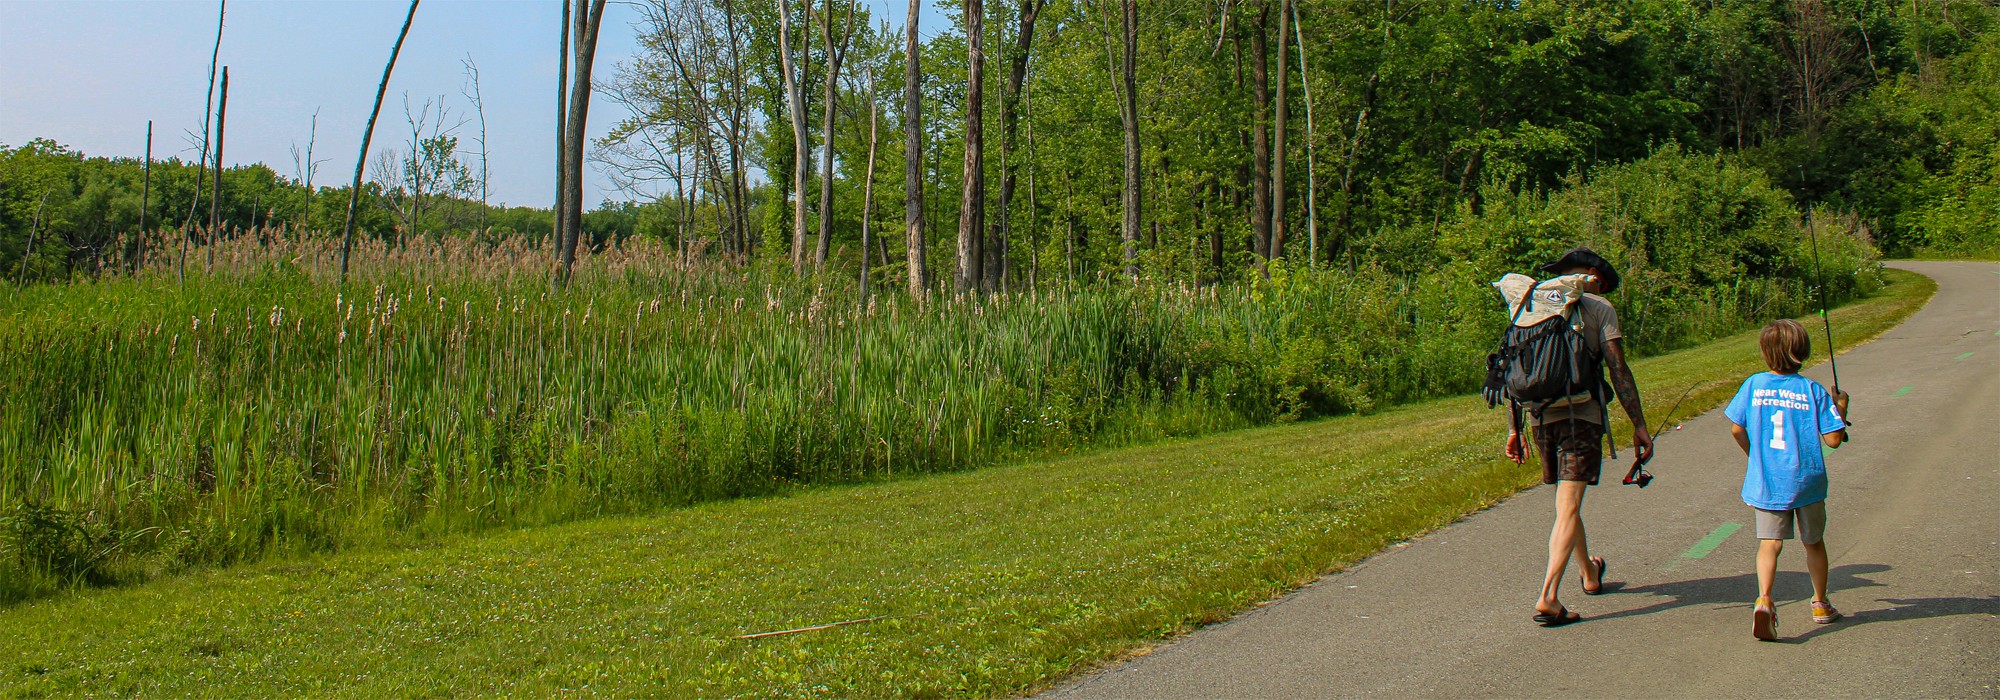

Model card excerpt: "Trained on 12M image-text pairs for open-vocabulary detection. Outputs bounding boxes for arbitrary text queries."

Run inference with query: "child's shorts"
[1753,501,1827,544]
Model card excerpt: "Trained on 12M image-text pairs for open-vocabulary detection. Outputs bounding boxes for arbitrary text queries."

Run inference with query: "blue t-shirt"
[1724,372,1847,510]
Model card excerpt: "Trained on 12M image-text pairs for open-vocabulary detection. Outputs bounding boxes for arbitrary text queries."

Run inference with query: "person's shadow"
[1787,593,2000,642]
[1587,563,2000,642]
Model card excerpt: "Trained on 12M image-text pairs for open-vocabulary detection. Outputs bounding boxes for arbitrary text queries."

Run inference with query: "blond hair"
[1759,319,1811,374]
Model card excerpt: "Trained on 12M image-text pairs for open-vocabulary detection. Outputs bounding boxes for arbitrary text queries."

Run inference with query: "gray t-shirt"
[1534,293,1622,426]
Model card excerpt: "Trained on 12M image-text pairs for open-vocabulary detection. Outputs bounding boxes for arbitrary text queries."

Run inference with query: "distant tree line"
[2,0,1994,285]
[0,140,653,282]
[594,0,1997,289]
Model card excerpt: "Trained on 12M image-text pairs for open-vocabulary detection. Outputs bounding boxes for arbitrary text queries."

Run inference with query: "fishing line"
[1618,379,1720,488]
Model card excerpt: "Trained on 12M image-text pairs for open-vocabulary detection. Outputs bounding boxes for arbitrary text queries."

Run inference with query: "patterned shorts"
[1534,418,1605,485]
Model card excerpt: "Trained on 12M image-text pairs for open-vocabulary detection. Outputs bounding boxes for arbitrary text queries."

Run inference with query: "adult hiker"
[1494,247,1653,627]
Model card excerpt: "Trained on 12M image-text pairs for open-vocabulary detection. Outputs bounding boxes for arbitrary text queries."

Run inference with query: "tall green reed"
[0,228,1876,602]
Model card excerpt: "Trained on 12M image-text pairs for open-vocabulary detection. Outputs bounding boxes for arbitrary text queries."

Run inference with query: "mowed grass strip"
[0,270,1934,698]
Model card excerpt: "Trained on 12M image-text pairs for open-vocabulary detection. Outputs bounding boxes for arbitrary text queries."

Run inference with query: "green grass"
[0,269,1934,698]
[0,253,1495,601]
[8,231,1872,602]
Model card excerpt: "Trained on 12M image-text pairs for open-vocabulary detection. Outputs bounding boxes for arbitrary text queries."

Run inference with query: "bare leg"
[1753,538,1784,640]
[1573,509,1597,590]
[1538,480,1589,612]
[1803,541,1830,603]
[1756,539,1783,601]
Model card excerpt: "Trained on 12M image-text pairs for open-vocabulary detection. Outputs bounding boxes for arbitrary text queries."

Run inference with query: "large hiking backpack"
[1482,273,1612,425]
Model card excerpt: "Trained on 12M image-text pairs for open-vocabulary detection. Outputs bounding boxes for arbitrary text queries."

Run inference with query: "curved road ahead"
[1050,261,1999,699]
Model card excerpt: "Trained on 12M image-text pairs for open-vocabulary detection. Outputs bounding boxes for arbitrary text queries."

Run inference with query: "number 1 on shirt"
[1769,411,1787,451]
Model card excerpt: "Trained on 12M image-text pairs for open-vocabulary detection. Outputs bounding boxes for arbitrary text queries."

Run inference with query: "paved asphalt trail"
[1049,261,1999,699]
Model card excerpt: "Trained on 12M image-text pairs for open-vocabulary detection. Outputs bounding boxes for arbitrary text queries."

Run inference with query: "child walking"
[1724,319,1850,641]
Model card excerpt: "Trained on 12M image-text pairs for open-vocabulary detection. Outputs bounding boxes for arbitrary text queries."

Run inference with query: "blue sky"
[1,0,944,209]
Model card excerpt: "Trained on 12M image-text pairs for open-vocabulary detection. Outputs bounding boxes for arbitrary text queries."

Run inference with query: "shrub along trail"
[0,269,1938,698]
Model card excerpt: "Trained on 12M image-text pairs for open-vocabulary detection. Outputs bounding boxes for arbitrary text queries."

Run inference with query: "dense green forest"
[0,0,1993,600]
[2,0,1995,286]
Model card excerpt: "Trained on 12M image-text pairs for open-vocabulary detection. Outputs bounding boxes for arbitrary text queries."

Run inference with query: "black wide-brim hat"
[1540,247,1620,295]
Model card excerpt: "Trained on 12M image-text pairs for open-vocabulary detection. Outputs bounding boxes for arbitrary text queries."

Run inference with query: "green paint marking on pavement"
[1955,352,1975,360]
[1822,443,1833,458]
[1893,385,1914,397]
[1681,523,1743,561]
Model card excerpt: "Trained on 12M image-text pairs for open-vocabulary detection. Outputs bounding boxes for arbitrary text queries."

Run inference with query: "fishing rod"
[1799,167,1841,393]
[1806,211,1841,393]
[1617,284,1846,490]
[1619,205,1851,489]
[1616,378,1696,486]
[1616,378,1728,486]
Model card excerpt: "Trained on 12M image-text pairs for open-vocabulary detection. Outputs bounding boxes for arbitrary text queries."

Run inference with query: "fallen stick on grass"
[736,614,913,640]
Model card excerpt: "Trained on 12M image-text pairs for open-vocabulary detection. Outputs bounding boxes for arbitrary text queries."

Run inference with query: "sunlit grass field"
[0,268,1931,698]
[3,232,1870,601]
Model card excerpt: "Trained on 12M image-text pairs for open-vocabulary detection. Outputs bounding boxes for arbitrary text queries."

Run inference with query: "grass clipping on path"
[0,270,1935,698]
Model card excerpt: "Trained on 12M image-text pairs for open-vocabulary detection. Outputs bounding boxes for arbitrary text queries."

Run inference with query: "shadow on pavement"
[1789,594,2000,642]
[1588,563,1891,622]
[1589,563,2000,643]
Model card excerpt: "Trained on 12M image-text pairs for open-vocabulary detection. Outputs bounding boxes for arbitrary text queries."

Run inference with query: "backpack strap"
[1602,400,1617,460]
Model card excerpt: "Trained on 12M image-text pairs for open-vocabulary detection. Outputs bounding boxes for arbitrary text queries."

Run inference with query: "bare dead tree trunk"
[181,0,225,281]
[670,139,688,260]
[723,0,750,256]
[1025,86,1040,293]
[1780,0,1866,143]
[553,0,570,253]
[876,217,891,274]
[1249,0,1271,262]
[1117,0,1140,278]
[1293,0,1318,265]
[859,62,880,300]
[1061,168,1075,285]
[1227,25,1243,276]
[633,0,722,255]
[957,0,985,293]
[207,66,229,269]
[815,0,859,267]
[904,0,927,295]
[556,0,608,284]
[1270,0,1288,261]
[131,120,151,273]
[990,0,1046,293]
[17,192,47,286]
[1334,72,1375,264]
[338,0,420,284]
[778,0,810,273]
[463,56,490,236]
[290,109,322,232]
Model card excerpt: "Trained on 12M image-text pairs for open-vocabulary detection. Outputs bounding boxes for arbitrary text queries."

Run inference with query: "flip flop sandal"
[1581,557,1608,595]
[1533,606,1582,627]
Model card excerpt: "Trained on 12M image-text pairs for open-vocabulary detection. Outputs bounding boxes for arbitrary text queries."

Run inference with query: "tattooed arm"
[1603,338,1654,461]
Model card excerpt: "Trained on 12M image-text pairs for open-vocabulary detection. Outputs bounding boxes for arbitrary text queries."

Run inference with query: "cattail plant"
[0,217,1879,601]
